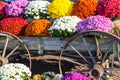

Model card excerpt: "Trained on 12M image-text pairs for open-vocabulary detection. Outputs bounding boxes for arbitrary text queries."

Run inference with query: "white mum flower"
[25,1,50,19]
[49,16,82,37]
[0,63,31,80]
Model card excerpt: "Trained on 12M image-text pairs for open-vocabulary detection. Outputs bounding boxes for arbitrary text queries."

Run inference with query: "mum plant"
[62,72,91,80]
[113,20,120,37]
[25,1,50,19]
[24,19,52,36]
[5,0,29,17]
[77,15,114,32]
[0,17,28,35]
[96,0,120,20]
[48,0,74,19]
[49,16,82,37]
[0,63,31,80]
[0,1,8,18]
[72,0,98,19]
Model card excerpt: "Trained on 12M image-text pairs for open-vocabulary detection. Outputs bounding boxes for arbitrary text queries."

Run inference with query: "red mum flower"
[96,0,120,20]
[0,1,8,17]
[0,18,28,35]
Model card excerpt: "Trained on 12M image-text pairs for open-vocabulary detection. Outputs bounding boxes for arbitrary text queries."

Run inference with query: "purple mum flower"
[77,15,114,32]
[5,0,29,17]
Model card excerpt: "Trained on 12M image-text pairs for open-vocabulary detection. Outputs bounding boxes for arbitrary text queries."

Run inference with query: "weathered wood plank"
[0,37,116,55]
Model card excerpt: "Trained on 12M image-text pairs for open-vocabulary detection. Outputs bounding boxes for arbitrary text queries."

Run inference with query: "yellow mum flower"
[48,0,74,19]
[113,20,120,37]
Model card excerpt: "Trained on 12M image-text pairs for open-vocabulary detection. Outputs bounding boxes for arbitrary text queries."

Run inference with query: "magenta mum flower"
[77,15,114,32]
[96,0,120,19]
[62,72,91,80]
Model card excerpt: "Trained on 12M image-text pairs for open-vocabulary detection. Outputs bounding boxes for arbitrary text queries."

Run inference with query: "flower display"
[25,1,50,19]
[0,63,31,80]
[49,16,82,37]
[77,15,114,32]
[96,0,120,19]
[0,17,28,35]
[72,0,98,19]
[62,72,91,80]
[5,0,29,17]
[24,19,52,36]
[113,20,120,37]
[48,0,74,19]
[0,1,8,17]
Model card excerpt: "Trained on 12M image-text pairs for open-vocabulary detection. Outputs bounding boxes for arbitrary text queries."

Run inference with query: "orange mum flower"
[72,0,98,19]
[24,19,52,37]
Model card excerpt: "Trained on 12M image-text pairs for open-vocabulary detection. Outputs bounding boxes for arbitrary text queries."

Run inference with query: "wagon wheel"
[0,31,32,69]
[59,30,120,80]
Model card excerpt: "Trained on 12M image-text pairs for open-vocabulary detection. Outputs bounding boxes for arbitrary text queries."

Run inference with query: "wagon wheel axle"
[90,64,104,79]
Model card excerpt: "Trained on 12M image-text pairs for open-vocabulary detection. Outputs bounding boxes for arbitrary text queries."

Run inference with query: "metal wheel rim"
[0,31,32,69]
[59,30,120,79]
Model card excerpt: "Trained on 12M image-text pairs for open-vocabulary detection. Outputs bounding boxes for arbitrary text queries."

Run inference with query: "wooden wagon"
[0,30,120,80]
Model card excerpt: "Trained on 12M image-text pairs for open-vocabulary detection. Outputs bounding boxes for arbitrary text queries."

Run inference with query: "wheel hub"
[0,56,8,66]
[90,64,104,79]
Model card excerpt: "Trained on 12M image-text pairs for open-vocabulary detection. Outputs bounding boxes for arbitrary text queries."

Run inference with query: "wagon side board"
[0,37,116,55]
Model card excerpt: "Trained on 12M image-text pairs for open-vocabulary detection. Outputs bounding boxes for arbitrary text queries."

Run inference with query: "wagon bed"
[0,30,120,80]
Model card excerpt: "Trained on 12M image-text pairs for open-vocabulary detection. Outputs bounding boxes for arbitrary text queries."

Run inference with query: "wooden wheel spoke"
[102,42,113,63]
[63,57,89,69]
[113,42,119,60]
[6,45,19,58]
[69,44,88,62]
[82,38,96,64]
[104,72,120,79]
[95,36,102,59]
[2,37,9,57]
[105,68,120,71]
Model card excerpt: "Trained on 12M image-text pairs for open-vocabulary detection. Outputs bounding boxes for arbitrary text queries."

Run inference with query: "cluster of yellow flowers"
[113,20,120,37]
[48,0,74,19]
[24,19,52,36]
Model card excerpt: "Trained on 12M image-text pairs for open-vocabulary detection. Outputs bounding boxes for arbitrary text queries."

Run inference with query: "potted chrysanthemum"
[77,15,113,33]
[0,63,31,80]
[25,0,50,21]
[0,1,8,20]
[5,0,29,17]
[48,0,74,19]
[49,16,82,37]
[62,72,91,80]
[96,0,120,20]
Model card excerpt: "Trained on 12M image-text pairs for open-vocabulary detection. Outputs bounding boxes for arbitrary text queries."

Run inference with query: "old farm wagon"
[0,0,120,80]
[0,30,120,80]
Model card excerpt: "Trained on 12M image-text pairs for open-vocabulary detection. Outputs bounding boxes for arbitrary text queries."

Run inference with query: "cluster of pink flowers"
[0,17,28,35]
[0,1,8,17]
[77,15,114,32]
[62,72,91,80]
[96,0,120,19]
[5,0,29,17]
